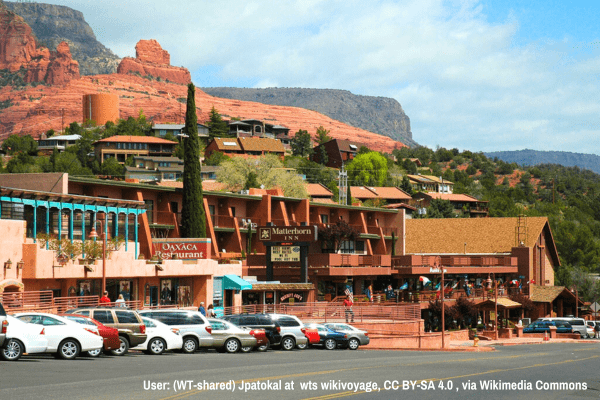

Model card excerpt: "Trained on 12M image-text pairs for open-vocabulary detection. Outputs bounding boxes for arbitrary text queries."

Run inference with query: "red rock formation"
[117,39,190,85]
[44,41,80,85]
[0,6,41,71]
[0,6,79,85]
[136,39,169,64]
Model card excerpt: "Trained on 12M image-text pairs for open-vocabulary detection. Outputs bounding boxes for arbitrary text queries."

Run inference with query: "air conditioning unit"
[240,189,249,195]
[250,223,257,229]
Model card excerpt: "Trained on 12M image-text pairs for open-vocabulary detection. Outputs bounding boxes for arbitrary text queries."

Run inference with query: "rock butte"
[0,19,406,152]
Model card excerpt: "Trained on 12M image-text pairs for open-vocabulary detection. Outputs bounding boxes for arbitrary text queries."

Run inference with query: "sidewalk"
[449,336,597,351]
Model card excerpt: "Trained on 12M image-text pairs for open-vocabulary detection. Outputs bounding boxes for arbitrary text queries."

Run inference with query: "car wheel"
[281,337,296,351]
[257,339,270,352]
[1,339,24,361]
[296,342,307,350]
[110,337,129,356]
[87,348,102,357]
[182,336,198,353]
[348,338,360,350]
[224,338,240,353]
[58,339,81,360]
[148,338,166,355]
[324,338,337,350]
[241,345,253,353]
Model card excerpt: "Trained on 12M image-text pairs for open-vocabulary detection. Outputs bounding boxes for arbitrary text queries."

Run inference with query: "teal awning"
[223,275,252,291]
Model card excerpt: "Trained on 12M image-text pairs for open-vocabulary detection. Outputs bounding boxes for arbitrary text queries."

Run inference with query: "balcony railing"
[397,286,529,303]
[391,254,517,268]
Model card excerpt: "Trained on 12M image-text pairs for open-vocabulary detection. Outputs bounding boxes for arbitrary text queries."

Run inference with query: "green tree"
[204,151,231,166]
[100,157,124,177]
[290,129,313,157]
[217,154,308,198]
[400,175,413,195]
[346,151,388,186]
[206,106,229,138]
[427,199,455,218]
[181,83,206,238]
[1,134,38,155]
[402,159,418,174]
[314,126,332,144]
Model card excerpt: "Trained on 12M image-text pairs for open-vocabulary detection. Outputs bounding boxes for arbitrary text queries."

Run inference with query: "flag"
[452,281,459,289]
[528,280,535,284]
[344,286,353,302]
[511,280,518,284]
[435,281,441,290]
[419,276,430,284]
[399,282,408,290]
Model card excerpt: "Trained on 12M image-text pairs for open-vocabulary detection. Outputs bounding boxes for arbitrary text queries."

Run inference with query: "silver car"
[323,323,370,350]
[138,310,213,352]
[0,302,7,348]
[266,313,309,350]
[208,318,257,353]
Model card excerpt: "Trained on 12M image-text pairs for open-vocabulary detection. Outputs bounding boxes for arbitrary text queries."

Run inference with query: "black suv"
[65,307,147,355]
[221,314,281,351]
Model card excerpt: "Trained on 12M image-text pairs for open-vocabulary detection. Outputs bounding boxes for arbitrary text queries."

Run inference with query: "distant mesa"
[117,39,191,85]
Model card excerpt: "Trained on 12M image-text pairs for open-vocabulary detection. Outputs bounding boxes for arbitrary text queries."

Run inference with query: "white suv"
[266,314,309,350]
[0,302,7,348]
[138,310,213,353]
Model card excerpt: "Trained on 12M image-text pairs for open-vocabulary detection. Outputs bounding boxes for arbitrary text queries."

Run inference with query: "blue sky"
[40,0,600,155]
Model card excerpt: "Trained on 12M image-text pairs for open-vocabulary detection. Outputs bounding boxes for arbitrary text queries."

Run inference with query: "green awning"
[223,275,252,291]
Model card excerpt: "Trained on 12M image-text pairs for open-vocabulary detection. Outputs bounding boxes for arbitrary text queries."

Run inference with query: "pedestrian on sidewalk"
[594,322,600,339]
[99,291,111,304]
[343,295,354,323]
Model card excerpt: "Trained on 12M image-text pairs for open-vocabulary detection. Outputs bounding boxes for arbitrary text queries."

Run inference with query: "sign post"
[259,224,317,283]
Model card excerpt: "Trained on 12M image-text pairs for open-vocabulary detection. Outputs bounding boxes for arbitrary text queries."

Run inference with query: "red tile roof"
[349,186,378,199]
[422,193,479,202]
[367,187,412,201]
[211,138,242,151]
[306,183,333,197]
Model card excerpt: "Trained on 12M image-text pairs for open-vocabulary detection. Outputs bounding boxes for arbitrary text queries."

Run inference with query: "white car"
[133,317,183,355]
[1,316,48,361]
[14,313,103,360]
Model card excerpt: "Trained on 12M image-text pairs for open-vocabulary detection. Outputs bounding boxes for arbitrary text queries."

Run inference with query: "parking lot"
[2,343,599,400]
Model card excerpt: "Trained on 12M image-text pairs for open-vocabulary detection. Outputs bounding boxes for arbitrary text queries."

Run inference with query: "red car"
[244,328,269,352]
[302,327,320,345]
[61,314,120,356]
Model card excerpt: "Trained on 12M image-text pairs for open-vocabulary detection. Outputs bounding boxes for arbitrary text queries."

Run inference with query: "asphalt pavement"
[1,343,599,400]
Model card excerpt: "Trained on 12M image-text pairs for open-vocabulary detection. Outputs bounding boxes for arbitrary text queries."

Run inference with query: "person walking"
[594,322,600,339]
[343,295,354,323]
[99,291,111,304]
[198,302,206,316]
[207,304,216,318]
[115,294,127,308]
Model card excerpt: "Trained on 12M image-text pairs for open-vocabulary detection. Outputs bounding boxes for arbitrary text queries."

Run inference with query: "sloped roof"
[238,137,285,153]
[350,186,379,199]
[418,192,480,202]
[335,139,361,153]
[311,198,337,205]
[368,187,412,201]
[478,298,522,309]
[156,180,226,191]
[529,285,576,303]
[95,136,175,144]
[306,183,333,198]
[383,202,417,211]
[211,137,242,151]
[405,217,554,255]
[420,175,454,185]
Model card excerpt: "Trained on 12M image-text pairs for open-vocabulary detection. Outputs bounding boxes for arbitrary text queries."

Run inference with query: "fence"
[219,302,421,322]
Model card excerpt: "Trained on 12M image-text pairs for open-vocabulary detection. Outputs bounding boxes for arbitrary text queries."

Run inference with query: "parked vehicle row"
[0,305,370,361]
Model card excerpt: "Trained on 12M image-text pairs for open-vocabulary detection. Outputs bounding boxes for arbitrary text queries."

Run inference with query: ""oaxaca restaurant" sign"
[152,238,211,260]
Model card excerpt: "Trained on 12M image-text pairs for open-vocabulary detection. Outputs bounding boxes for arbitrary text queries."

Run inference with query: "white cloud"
[42,0,600,155]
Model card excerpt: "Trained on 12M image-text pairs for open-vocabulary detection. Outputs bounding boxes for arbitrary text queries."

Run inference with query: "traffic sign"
[591,302,600,312]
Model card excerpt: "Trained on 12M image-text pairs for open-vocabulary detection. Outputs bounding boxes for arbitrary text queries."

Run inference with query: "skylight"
[223,142,237,146]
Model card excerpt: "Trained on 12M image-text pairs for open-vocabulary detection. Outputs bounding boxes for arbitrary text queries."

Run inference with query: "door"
[225,290,233,308]
[150,286,159,306]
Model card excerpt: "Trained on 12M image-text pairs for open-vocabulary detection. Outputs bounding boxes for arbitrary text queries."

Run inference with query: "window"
[115,311,139,324]
[93,310,114,324]
[340,240,355,254]
[277,317,300,327]
[320,214,329,224]
[142,318,157,328]
[210,321,226,330]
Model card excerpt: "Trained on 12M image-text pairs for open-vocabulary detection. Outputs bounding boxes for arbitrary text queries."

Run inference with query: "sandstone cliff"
[0,3,79,85]
[4,0,120,76]
[117,40,191,85]
[203,87,417,147]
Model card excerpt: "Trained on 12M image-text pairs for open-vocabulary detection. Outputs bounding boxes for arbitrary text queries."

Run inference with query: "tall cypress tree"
[181,83,206,238]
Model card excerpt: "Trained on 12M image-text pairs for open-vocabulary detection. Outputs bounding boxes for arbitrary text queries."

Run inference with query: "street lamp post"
[487,272,499,340]
[435,256,445,349]
[89,224,107,294]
